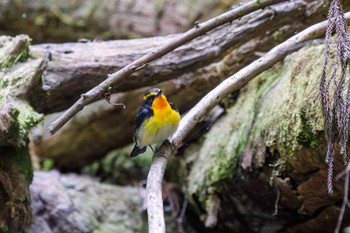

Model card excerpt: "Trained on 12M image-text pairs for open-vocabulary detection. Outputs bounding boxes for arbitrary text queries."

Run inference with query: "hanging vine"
[320,0,350,195]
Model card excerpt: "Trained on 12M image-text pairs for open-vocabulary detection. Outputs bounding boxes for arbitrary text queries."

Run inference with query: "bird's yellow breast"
[138,95,180,146]
[134,88,180,149]
[145,95,180,133]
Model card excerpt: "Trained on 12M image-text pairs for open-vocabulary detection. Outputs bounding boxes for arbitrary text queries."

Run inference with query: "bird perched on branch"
[130,88,180,157]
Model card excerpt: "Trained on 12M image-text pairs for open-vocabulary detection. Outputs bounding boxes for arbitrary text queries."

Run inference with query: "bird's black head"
[143,88,163,105]
[144,88,162,98]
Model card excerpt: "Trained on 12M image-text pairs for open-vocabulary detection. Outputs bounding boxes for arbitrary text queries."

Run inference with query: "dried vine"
[320,1,350,232]
[320,0,350,195]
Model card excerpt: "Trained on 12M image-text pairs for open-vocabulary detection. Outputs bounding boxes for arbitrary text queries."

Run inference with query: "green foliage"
[42,159,54,171]
[344,226,350,233]
[0,225,8,233]
[82,145,153,184]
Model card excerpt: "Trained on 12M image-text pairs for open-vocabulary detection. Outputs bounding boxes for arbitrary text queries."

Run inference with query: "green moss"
[248,45,325,157]
[0,35,41,229]
[0,225,8,232]
[7,102,41,146]
[42,159,54,171]
[0,35,31,70]
[13,146,34,183]
[186,44,327,216]
[82,145,153,183]
[187,64,283,199]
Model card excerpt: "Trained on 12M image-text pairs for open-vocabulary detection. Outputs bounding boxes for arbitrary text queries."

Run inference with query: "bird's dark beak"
[156,90,163,97]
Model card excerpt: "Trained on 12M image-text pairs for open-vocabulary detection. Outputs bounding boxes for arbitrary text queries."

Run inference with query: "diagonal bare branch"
[48,0,286,134]
[146,11,350,233]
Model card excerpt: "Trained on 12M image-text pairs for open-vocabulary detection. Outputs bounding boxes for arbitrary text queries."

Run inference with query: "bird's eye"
[144,92,158,101]
[148,95,157,100]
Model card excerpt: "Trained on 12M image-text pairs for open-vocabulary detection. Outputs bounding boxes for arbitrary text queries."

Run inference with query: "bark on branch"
[47,0,286,134]
[146,12,350,233]
[30,0,336,169]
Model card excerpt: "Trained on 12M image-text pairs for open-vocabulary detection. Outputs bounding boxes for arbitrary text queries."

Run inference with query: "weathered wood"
[0,0,237,43]
[29,0,345,169]
[31,1,350,168]
[29,0,314,113]
[2,1,350,233]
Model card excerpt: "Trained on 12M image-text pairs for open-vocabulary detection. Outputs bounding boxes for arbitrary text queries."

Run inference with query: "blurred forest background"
[1,0,350,233]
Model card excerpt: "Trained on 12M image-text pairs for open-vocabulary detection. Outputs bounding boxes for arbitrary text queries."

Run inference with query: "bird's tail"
[130,145,147,157]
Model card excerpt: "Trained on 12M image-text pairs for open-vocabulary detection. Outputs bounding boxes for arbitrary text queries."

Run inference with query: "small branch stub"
[146,11,350,233]
[48,0,285,134]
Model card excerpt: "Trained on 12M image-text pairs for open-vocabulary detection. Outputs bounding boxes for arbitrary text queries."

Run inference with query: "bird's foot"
[149,145,155,154]
[164,139,176,153]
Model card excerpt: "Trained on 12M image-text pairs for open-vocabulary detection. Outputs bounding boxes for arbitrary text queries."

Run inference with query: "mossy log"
[28,0,338,169]
[0,0,237,43]
[182,44,350,233]
[0,35,45,233]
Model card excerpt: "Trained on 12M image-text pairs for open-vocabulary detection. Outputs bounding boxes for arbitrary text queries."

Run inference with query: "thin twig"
[147,11,350,233]
[176,198,188,233]
[335,162,350,233]
[48,0,285,134]
[273,188,280,216]
[177,198,188,224]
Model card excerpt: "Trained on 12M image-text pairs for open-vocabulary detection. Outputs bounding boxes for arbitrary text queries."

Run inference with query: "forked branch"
[147,11,350,233]
[48,0,285,134]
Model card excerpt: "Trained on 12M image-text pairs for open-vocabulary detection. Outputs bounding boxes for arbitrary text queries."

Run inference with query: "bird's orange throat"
[152,95,169,110]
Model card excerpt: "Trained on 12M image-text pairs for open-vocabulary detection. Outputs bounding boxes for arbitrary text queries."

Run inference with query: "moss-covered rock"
[82,145,153,185]
[0,35,45,233]
[185,44,349,232]
[25,171,144,233]
[186,61,282,199]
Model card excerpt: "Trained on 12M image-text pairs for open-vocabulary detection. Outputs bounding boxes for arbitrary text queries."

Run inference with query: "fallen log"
[0,0,231,42]
[29,0,338,169]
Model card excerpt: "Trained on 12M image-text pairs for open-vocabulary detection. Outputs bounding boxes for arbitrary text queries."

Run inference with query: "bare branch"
[335,162,350,233]
[146,11,350,233]
[48,0,286,134]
